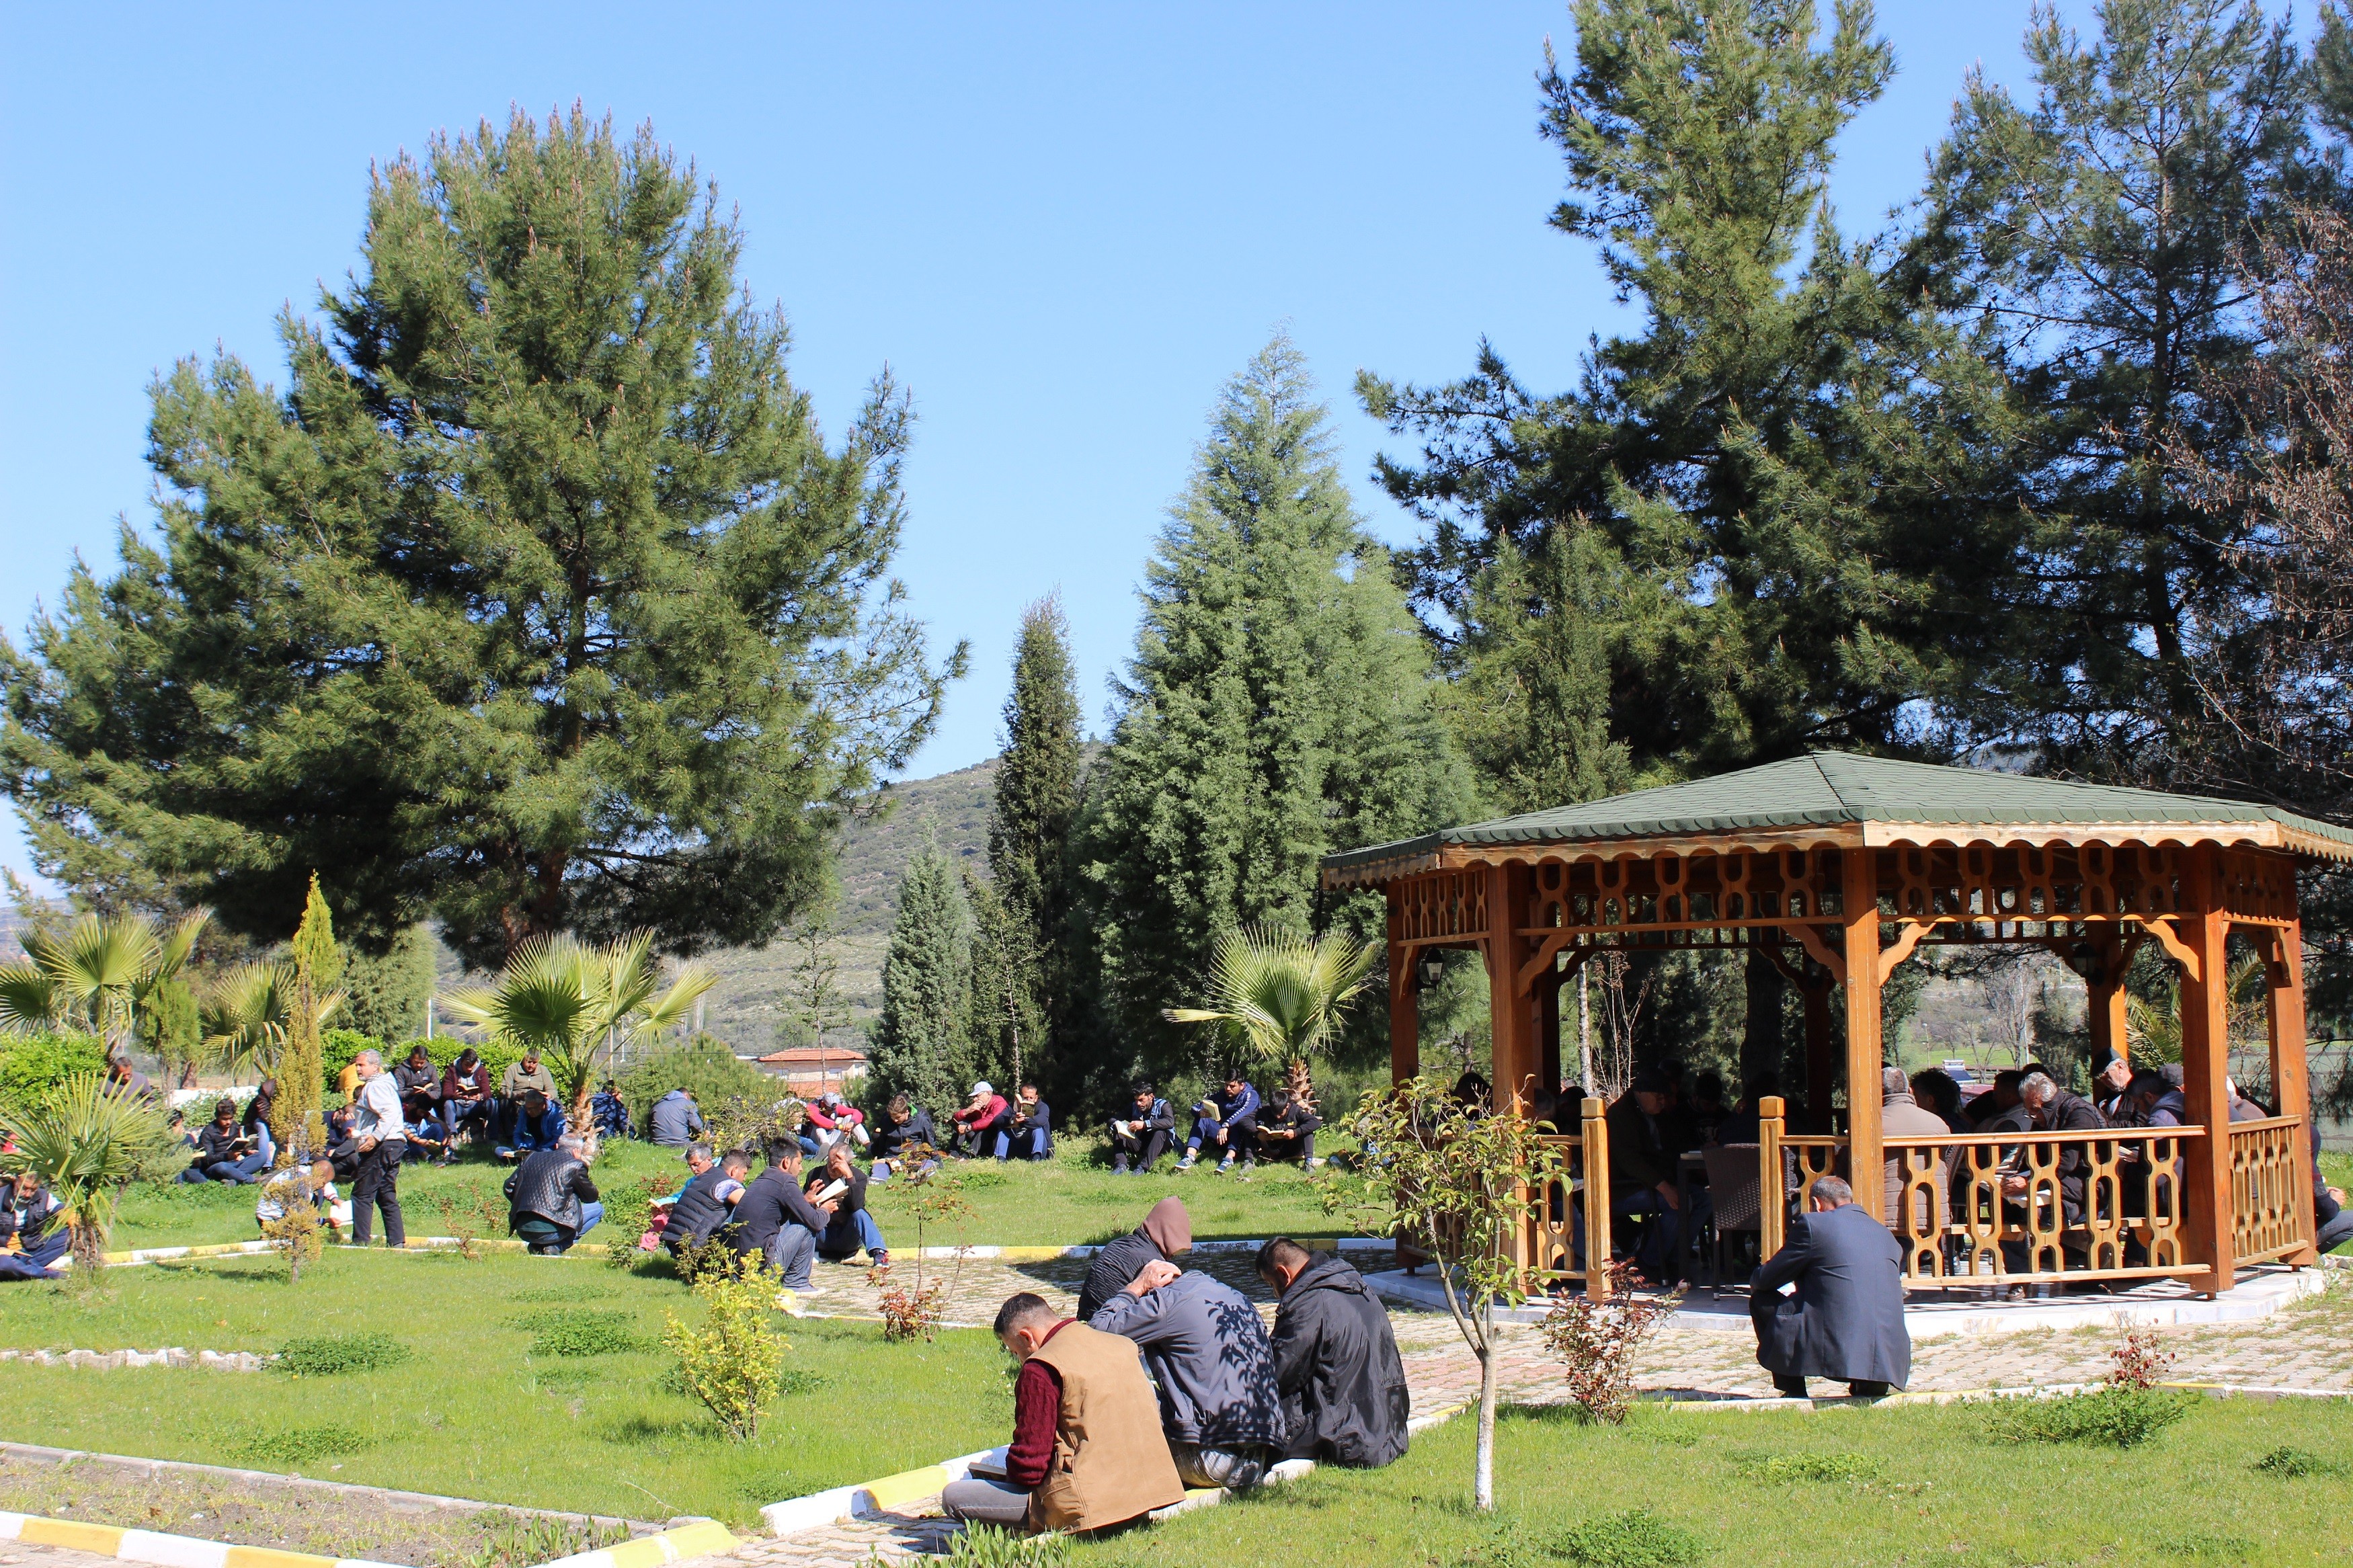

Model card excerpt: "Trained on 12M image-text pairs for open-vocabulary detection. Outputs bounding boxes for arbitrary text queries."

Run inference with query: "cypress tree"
[340,923,436,1044]
[273,874,341,1164]
[978,597,1082,1088]
[1079,337,1472,1080]
[870,837,974,1116]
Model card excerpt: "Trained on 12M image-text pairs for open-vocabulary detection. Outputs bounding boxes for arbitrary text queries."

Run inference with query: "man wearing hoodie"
[1256,1237,1409,1468]
[1087,1255,1285,1490]
[1078,1197,1191,1322]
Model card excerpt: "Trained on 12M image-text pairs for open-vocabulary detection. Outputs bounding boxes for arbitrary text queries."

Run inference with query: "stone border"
[95,1235,1386,1269]
[1,1349,265,1372]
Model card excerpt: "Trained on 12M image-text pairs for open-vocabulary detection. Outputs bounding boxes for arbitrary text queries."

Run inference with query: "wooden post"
[1388,889,1418,1089]
[1582,1095,1611,1300]
[1841,849,1885,1222]
[1485,862,1537,1118]
[2179,849,2237,1293]
[2264,920,2318,1266]
[2087,932,2130,1067]
[1758,1094,1787,1261]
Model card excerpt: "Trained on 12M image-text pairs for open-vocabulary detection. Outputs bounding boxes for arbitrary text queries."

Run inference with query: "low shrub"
[939,1525,1068,1567]
[1743,1452,1883,1485]
[1539,1265,1683,1424]
[228,1422,372,1467]
[465,1510,627,1568]
[1539,1509,1706,1567]
[1984,1385,2192,1449]
[2252,1445,2346,1478]
[526,1313,646,1358]
[664,1251,788,1440]
[272,1332,413,1377]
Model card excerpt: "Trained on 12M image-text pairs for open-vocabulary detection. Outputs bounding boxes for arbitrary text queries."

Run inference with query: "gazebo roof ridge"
[1321,750,2353,880]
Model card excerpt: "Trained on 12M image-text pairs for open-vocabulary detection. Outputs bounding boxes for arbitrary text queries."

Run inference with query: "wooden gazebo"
[1320,753,2351,1295]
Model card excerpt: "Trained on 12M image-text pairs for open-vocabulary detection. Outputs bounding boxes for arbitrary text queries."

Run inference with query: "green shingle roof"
[1322,752,2353,874]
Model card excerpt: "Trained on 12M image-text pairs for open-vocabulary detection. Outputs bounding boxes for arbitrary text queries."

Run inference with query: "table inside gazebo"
[1320,753,2351,1297]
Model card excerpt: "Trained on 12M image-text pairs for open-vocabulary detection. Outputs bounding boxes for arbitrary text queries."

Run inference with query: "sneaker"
[1215,1155,1235,1174]
[1239,1155,1255,1173]
[1174,1155,1197,1172]
[867,1251,890,1271]
[1306,1156,1325,1170]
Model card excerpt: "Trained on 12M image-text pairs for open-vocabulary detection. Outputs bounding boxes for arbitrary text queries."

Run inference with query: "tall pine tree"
[1078,337,1472,1081]
[869,836,974,1115]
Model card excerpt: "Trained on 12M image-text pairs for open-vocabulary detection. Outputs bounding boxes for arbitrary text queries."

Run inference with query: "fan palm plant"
[440,933,716,1129]
[1163,925,1378,1109]
[0,1071,179,1272]
[0,911,206,1057]
[198,961,346,1082]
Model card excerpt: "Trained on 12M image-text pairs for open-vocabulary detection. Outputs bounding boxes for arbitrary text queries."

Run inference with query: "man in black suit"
[1751,1173,1909,1399]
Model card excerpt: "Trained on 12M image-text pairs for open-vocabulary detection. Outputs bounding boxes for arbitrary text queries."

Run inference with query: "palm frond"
[0,960,65,1034]
[1162,924,1378,1067]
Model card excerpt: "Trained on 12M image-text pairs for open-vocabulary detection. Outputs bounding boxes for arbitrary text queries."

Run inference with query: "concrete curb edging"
[1,1349,266,1372]
[0,1509,401,1568]
[96,1239,615,1268]
[530,1523,740,1568]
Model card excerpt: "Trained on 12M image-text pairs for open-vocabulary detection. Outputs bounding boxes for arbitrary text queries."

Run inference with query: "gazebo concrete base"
[1361,1262,2327,1337]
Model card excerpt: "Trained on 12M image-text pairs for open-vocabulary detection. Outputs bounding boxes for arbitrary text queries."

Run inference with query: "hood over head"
[1140,1196,1192,1257]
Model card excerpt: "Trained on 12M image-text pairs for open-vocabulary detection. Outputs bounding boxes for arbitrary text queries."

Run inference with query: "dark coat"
[1751,1202,1911,1387]
[1605,1093,1677,1195]
[732,1166,829,1255]
[2032,1088,2108,1216]
[666,1164,735,1249]
[1269,1253,1408,1466]
[505,1149,600,1232]
[1076,1228,1165,1323]
[869,1108,939,1161]
[1088,1270,1286,1451]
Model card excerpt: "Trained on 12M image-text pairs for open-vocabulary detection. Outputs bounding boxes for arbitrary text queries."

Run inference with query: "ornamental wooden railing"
[2229,1114,2309,1265]
[1757,1096,1847,1261]
[1527,1097,1611,1301]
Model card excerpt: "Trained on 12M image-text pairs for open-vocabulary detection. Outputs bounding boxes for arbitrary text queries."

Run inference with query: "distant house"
[752,1045,869,1100]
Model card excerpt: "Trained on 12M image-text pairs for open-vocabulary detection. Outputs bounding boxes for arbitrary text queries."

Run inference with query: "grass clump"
[509,1283,619,1304]
[941,1524,1069,1566]
[228,1423,372,1467]
[2153,1531,2254,1560]
[465,1510,629,1568]
[1743,1452,1882,1485]
[1984,1385,2192,1449]
[1537,1510,1705,1567]
[2251,1445,2346,1478]
[527,1313,646,1358]
[271,1333,412,1377]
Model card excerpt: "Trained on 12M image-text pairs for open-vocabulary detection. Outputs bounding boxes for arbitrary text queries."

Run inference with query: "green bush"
[1540,1510,1706,1567]
[2252,1446,2345,1478]
[1743,1452,1883,1485]
[272,1332,414,1377]
[518,1311,645,1358]
[228,1423,373,1467]
[618,1034,772,1135]
[0,1032,110,1114]
[1985,1386,2192,1449]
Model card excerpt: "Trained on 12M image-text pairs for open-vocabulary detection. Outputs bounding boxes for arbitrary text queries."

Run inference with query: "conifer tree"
[340,924,436,1043]
[978,597,1082,1087]
[0,108,963,968]
[272,874,340,1165]
[870,838,974,1114]
[1080,338,1472,1079]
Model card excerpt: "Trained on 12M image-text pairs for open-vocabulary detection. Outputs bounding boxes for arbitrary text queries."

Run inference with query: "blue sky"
[1,2,2117,891]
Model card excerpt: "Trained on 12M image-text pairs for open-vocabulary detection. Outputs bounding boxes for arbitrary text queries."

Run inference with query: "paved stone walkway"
[710,1260,2353,1564]
[0,1546,121,1568]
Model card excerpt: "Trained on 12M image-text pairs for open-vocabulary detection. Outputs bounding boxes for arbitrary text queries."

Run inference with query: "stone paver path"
[0,1546,124,1568]
[709,1261,2353,1564]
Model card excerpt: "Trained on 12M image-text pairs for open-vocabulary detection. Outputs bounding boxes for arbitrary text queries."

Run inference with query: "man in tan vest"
[941,1292,1185,1534]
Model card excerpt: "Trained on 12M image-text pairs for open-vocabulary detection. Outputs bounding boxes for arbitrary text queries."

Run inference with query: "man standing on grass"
[1257,1237,1408,1469]
[1750,1173,1908,1399]
[941,1292,1184,1533]
[346,1048,408,1247]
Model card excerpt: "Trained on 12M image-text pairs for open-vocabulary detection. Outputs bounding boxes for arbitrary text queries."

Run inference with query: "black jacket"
[1751,1202,1911,1387]
[2033,1088,2109,1214]
[1076,1227,1165,1323]
[667,1164,735,1249]
[192,1122,252,1166]
[0,1183,60,1247]
[733,1166,830,1254]
[869,1109,939,1162]
[505,1150,600,1232]
[1270,1254,1409,1466]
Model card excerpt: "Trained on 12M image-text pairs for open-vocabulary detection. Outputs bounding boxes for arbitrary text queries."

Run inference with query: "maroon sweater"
[1006,1319,1073,1488]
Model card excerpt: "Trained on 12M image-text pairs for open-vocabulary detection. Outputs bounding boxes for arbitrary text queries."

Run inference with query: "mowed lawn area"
[0,1247,1008,1526]
[1074,1397,2353,1567]
[110,1133,1355,1253]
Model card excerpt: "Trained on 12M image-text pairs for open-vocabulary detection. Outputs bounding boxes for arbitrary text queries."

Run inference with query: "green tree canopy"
[869,836,975,1114]
[0,108,964,968]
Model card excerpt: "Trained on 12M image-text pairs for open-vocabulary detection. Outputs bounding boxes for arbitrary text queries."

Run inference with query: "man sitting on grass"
[1078,1196,1192,1321]
[1254,1087,1323,1169]
[1087,1255,1285,1490]
[869,1094,940,1182]
[733,1139,834,1298]
[1175,1074,1259,1174]
[807,1141,889,1269]
[506,1132,604,1255]
[256,1159,346,1240]
[177,1097,267,1184]
[0,1171,68,1275]
[1751,1173,1909,1400]
[1108,1083,1174,1175]
[658,1144,747,1258]
[941,1292,1184,1533]
[998,1083,1051,1161]
[591,1080,631,1141]
[1257,1237,1408,1469]
[496,1089,565,1162]
[440,1048,493,1145]
[950,1081,1010,1159]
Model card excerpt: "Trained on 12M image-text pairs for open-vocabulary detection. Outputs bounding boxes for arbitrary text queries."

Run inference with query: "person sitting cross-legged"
[1086,1256,1286,1490]
[178,1097,268,1184]
[731,1139,832,1298]
[393,1045,442,1131]
[648,1086,704,1148]
[1750,1173,1911,1400]
[505,1132,604,1254]
[590,1079,631,1141]
[950,1081,1010,1159]
[1175,1073,1259,1175]
[497,1048,559,1145]
[996,1083,1051,1161]
[496,1089,565,1162]
[0,1170,69,1274]
[1107,1083,1174,1175]
[806,1141,889,1269]
[659,1144,748,1259]
[940,1292,1185,1534]
[440,1048,493,1146]
[1256,1237,1409,1469]
[1254,1087,1323,1169]
[868,1094,940,1182]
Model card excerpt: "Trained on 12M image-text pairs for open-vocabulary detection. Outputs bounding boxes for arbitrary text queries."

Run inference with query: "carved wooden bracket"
[1877,919,1934,985]
[1516,934,1598,995]
[2137,917,2203,983]
[1786,922,1846,984]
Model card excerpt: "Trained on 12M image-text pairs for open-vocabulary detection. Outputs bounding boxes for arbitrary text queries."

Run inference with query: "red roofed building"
[753,1044,869,1100]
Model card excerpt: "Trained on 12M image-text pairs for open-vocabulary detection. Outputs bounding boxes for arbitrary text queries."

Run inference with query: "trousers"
[350,1139,407,1246]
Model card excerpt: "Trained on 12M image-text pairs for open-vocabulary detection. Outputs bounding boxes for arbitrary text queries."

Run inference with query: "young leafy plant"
[663,1250,788,1440]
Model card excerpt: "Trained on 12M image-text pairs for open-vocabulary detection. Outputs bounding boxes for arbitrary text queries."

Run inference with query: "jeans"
[350,1139,407,1246]
[819,1206,887,1260]
[953,1115,1010,1157]
[761,1223,816,1289]
[1186,1116,1257,1161]
[1110,1125,1170,1173]
[941,1477,1032,1527]
[443,1098,484,1141]
[528,1200,606,1255]
[2316,1206,2353,1254]
[993,1127,1051,1160]
[871,1156,937,1184]
[180,1151,269,1184]
[14,1231,67,1270]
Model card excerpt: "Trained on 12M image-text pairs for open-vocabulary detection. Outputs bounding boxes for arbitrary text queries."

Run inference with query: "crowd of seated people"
[940,1196,1410,1536]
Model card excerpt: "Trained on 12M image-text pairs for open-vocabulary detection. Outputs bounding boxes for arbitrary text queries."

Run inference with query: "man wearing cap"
[950,1081,1010,1159]
[1605,1069,1685,1283]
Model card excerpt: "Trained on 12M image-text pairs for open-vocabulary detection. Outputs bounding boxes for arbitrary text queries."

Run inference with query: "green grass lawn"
[1074,1396,2353,1567]
[112,1132,1354,1253]
[0,1247,1008,1526]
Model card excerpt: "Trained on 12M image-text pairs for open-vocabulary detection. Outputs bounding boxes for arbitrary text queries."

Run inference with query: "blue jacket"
[510,1103,566,1152]
[590,1089,630,1138]
[1209,1083,1260,1128]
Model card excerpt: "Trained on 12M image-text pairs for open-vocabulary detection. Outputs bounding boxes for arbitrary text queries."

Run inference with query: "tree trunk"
[1474,1339,1497,1510]
[1287,1056,1315,1112]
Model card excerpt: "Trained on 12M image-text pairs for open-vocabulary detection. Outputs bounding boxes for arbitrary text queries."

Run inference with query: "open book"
[811,1178,850,1206]
[965,1447,1011,1481]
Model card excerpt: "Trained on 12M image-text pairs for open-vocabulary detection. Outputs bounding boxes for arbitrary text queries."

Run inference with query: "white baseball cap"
[971,1081,993,1097]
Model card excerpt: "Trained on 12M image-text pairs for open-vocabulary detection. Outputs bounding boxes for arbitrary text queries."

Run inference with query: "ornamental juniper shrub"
[271,1333,413,1376]
[1984,1385,2192,1449]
